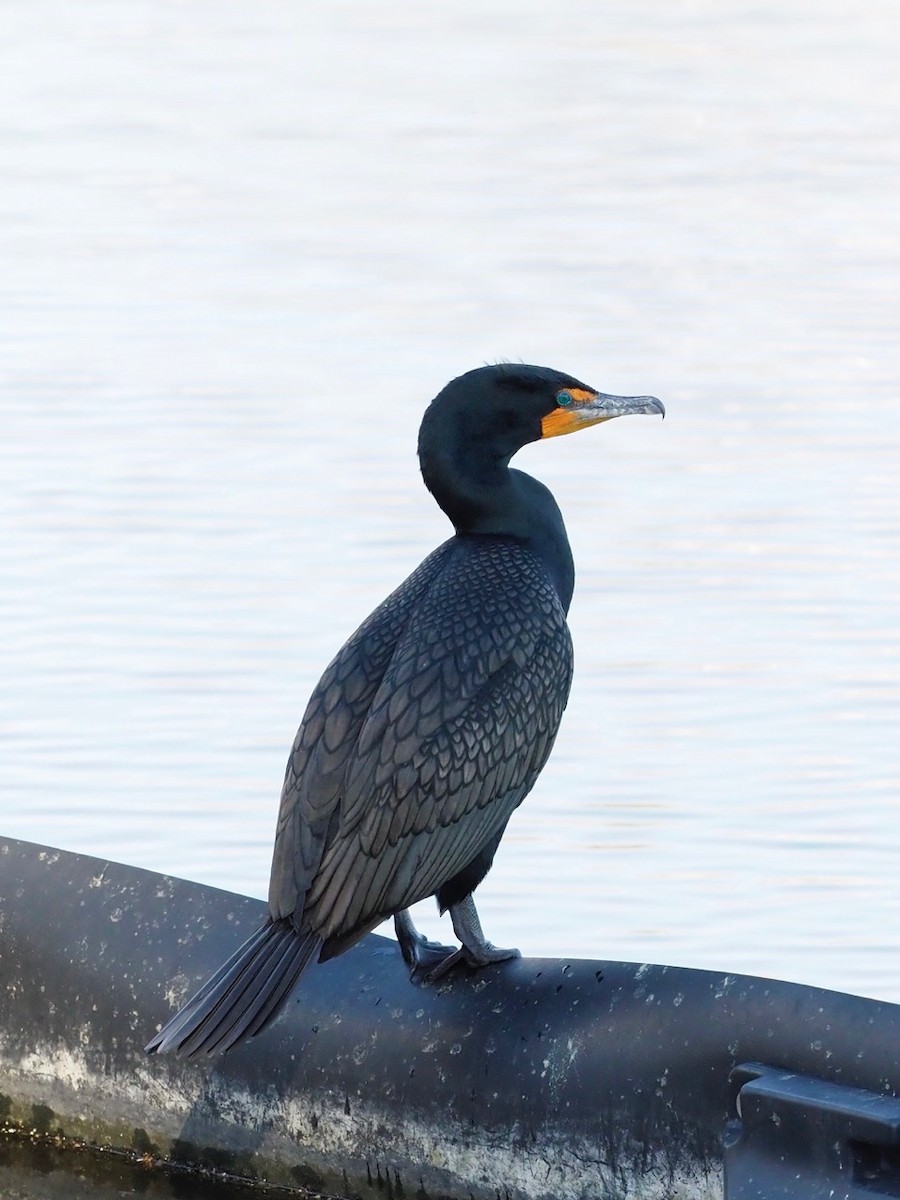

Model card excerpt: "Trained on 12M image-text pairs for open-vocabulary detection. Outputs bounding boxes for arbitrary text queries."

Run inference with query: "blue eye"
[556,390,573,407]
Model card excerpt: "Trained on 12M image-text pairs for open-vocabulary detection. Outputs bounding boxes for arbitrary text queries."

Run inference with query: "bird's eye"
[556,390,574,407]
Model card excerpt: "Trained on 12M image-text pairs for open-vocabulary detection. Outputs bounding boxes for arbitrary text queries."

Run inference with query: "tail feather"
[145,918,322,1059]
[180,926,314,1059]
[146,922,274,1051]
[173,928,297,1060]
[244,934,318,1041]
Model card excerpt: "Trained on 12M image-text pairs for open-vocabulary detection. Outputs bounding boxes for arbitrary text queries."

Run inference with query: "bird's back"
[269,534,574,951]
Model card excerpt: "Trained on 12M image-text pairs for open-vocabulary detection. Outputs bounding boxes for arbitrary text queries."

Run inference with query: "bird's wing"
[300,537,574,940]
[267,542,455,921]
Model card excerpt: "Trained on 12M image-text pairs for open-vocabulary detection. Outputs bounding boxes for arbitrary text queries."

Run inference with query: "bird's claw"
[393,912,459,977]
[400,933,460,978]
[424,943,520,984]
[394,908,519,985]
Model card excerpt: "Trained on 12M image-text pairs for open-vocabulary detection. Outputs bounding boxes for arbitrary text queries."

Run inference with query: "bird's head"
[420,363,664,468]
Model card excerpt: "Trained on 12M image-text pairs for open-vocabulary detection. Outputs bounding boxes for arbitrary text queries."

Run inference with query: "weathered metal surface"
[724,1063,900,1198]
[1,836,898,1199]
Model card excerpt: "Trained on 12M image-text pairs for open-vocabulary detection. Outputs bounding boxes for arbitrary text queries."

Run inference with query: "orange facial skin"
[540,388,599,439]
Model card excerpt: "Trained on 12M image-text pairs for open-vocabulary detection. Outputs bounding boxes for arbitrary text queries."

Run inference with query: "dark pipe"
[0,836,897,1199]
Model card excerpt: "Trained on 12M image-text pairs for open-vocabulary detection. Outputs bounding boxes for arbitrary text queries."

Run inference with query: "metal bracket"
[725,1063,900,1198]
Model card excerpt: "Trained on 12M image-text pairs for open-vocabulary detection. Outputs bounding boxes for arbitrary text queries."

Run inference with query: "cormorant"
[146,363,664,1059]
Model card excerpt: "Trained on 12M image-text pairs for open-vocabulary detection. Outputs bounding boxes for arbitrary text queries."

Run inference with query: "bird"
[146,363,664,1059]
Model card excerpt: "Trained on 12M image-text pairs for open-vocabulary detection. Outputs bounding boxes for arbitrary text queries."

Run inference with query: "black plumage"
[146,363,663,1058]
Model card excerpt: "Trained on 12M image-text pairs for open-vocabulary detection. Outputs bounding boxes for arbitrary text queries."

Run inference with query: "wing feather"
[267,541,455,920]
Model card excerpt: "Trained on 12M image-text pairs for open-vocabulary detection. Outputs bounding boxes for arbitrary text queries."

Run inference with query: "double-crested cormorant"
[146,364,663,1059]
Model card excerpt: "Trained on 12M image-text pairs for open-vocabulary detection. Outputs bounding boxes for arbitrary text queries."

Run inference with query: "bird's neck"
[421,446,575,612]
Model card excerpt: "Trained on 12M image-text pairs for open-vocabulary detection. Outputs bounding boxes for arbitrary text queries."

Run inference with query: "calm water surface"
[3,0,900,1021]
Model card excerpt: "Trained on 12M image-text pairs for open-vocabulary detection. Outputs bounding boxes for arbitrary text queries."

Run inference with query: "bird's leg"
[394,909,458,977]
[424,895,520,983]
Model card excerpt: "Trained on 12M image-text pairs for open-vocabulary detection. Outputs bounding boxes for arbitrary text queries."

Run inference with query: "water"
[0,1130,299,1200]
[2,0,900,1031]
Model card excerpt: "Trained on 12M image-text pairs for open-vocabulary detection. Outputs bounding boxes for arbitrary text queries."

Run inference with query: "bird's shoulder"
[340,535,573,835]
[358,534,571,749]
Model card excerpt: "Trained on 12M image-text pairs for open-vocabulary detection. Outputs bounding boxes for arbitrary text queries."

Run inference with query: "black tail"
[145,918,322,1059]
